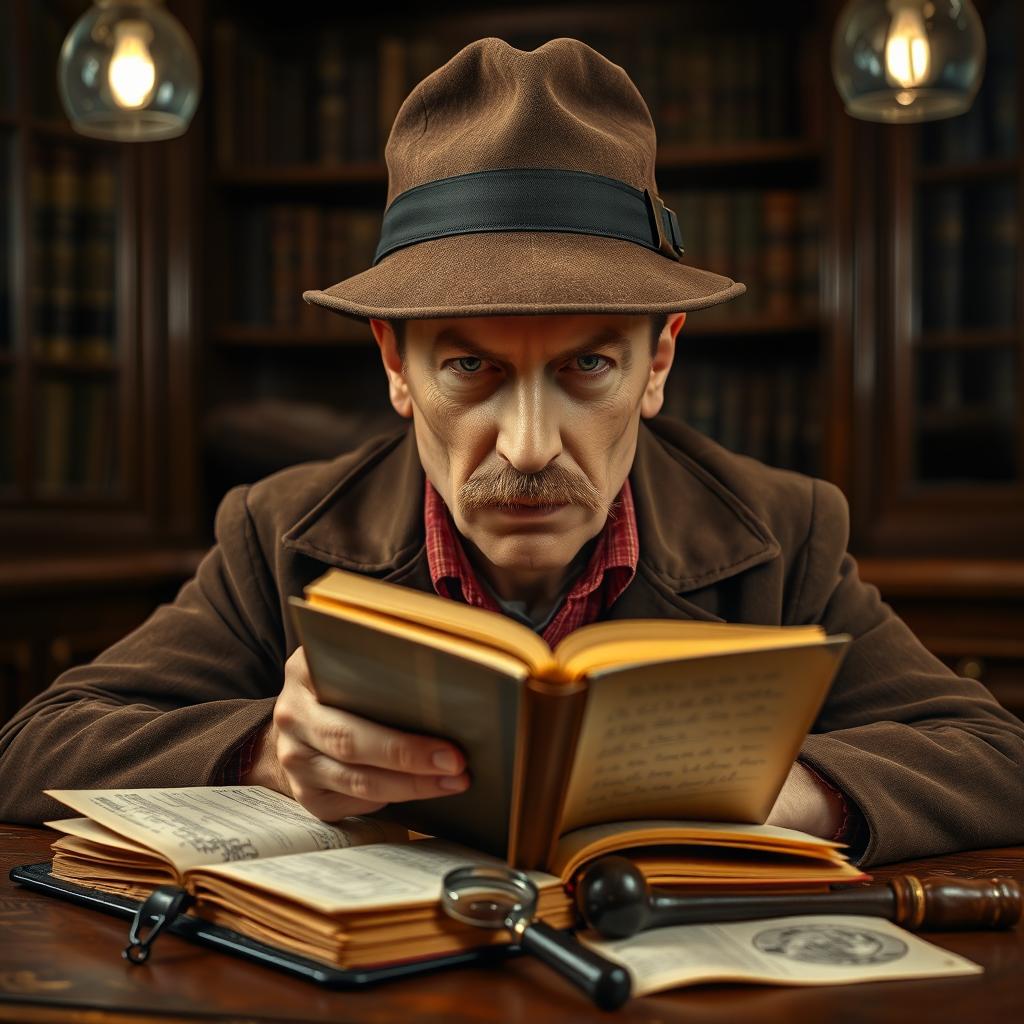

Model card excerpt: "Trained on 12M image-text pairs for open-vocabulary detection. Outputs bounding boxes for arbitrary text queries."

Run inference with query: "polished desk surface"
[1,825,1022,1024]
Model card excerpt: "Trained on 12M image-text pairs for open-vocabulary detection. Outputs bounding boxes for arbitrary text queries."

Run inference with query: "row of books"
[225,188,819,332]
[918,182,1017,331]
[34,375,118,494]
[918,0,1017,165]
[663,188,820,321]
[29,144,118,363]
[228,205,380,329]
[211,22,806,168]
[661,358,821,474]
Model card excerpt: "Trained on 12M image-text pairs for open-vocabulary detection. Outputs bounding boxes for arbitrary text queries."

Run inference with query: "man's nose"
[494,379,562,473]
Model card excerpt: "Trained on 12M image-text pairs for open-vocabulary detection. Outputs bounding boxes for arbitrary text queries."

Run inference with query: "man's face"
[370,313,682,580]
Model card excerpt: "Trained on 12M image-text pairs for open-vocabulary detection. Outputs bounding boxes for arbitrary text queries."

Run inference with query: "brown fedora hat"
[303,36,746,323]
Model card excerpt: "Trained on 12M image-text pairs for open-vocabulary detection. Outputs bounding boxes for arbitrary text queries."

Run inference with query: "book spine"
[80,157,116,363]
[212,19,236,169]
[50,146,79,363]
[510,678,589,870]
[270,205,295,326]
[317,29,347,163]
[761,189,800,317]
[298,204,321,332]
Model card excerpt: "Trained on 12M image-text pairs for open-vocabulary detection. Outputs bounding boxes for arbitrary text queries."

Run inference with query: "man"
[1,38,1022,867]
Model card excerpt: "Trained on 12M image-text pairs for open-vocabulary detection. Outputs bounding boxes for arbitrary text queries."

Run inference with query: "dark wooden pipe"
[575,856,1022,939]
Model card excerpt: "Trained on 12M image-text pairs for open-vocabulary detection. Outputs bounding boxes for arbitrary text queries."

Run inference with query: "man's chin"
[465,521,596,574]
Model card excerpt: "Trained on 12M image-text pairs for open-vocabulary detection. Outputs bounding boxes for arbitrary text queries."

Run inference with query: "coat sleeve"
[0,485,283,824]
[794,477,1024,867]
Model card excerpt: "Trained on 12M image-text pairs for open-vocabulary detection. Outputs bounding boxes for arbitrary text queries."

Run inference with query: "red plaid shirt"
[425,477,639,648]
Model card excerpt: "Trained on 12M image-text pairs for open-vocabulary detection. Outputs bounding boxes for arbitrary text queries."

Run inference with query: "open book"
[43,786,571,969]
[288,568,853,869]
[43,786,864,971]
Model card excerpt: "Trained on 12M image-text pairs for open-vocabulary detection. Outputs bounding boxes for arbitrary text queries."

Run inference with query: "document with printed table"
[289,566,856,872]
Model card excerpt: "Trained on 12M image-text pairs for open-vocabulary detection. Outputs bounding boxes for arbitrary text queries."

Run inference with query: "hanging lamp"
[57,0,201,141]
[832,0,986,123]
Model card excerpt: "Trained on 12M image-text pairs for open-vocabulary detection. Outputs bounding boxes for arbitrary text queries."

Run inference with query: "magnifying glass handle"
[519,920,631,1011]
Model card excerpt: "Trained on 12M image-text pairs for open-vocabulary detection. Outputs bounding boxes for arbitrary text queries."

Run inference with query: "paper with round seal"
[578,913,982,996]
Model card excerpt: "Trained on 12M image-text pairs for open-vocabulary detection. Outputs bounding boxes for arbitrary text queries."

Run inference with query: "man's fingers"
[294,751,469,805]
[288,781,386,822]
[296,701,465,776]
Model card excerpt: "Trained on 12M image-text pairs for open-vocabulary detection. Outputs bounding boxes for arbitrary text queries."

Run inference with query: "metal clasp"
[643,188,684,260]
[122,885,194,964]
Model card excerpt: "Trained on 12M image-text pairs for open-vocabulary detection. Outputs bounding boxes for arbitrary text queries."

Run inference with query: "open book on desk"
[39,786,865,972]
[289,567,854,870]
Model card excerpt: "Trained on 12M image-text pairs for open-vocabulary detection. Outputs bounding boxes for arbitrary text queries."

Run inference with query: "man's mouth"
[494,501,565,515]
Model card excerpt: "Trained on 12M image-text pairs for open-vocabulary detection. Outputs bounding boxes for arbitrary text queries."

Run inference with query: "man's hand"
[242,645,470,820]
[764,761,846,840]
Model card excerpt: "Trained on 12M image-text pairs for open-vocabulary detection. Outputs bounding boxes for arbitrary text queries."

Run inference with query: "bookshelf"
[849,0,1023,557]
[0,0,206,716]
[2,0,1023,716]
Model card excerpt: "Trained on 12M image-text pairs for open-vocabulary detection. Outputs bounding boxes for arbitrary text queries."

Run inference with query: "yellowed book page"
[558,640,848,835]
[304,568,554,674]
[554,620,825,677]
[299,595,532,679]
[189,838,561,914]
[44,787,408,874]
[635,856,866,884]
[550,820,841,878]
[579,915,982,996]
[46,816,156,856]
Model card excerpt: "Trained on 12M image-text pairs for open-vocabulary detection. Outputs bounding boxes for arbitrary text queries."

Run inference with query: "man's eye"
[453,356,484,373]
[574,354,609,372]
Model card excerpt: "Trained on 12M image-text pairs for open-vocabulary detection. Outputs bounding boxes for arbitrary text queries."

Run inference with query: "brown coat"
[2,417,1022,866]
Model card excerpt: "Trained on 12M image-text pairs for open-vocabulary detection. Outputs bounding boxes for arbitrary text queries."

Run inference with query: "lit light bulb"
[884,3,932,92]
[108,20,156,110]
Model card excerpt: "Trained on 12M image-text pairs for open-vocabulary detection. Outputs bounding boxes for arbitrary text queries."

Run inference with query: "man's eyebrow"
[430,325,636,364]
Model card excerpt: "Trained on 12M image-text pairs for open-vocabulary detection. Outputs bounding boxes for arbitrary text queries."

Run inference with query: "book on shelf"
[35,375,117,494]
[229,204,381,333]
[29,143,117,365]
[661,187,819,322]
[42,785,864,972]
[287,566,856,875]
[666,360,816,472]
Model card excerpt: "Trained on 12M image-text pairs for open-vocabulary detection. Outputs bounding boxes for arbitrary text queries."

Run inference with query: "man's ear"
[369,318,413,419]
[640,312,684,418]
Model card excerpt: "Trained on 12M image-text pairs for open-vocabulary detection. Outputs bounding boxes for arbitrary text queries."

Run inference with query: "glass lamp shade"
[832,0,986,123]
[57,0,201,141]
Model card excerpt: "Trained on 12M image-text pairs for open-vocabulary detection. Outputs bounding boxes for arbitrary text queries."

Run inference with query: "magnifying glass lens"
[441,867,537,929]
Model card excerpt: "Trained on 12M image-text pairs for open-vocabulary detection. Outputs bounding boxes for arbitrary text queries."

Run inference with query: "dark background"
[1,0,1022,722]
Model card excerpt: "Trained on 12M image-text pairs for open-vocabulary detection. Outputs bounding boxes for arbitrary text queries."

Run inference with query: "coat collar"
[281,421,780,597]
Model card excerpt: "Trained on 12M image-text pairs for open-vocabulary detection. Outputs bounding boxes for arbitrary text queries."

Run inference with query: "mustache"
[458,463,606,515]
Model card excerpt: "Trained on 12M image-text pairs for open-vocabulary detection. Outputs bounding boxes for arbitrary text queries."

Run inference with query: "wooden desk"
[1,826,1022,1023]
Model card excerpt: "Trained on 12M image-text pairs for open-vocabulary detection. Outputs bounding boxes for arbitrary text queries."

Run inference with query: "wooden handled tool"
[575,856,1022,939]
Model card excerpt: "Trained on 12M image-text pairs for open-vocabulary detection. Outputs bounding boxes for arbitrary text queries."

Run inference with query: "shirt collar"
[423,476,639,614]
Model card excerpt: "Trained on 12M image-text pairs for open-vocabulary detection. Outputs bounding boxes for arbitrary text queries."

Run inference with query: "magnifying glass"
[441,864,631,1011]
